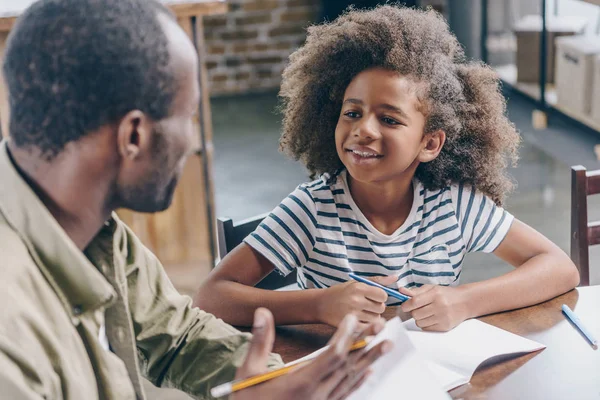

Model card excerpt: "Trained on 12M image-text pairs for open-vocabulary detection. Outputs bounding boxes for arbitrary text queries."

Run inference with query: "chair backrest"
[570,165,600,286]
[217,214,297,290]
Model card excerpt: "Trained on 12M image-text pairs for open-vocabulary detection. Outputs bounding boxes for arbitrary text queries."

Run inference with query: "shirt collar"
[0,140,116,318]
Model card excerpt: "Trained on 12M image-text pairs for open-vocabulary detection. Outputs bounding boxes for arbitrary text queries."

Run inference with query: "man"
[0,0,389,399]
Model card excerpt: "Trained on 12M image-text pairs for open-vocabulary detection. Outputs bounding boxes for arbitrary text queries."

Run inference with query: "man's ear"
[418,130,446,163]
[117,110,152,161]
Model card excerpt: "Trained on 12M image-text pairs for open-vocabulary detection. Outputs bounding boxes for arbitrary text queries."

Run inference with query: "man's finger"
[326,340,391,400]
[235,308,275,379]
[336,370,371,400]
[307,314,358,380]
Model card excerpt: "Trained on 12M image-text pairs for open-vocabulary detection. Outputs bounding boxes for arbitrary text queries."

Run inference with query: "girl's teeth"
[352,150,377,157]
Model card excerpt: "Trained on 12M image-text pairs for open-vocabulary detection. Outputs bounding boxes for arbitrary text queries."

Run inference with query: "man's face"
[120,114,196,213]
[116,14,200,213]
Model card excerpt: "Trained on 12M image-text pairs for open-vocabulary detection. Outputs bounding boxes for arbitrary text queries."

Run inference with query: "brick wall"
[204,0,321,95]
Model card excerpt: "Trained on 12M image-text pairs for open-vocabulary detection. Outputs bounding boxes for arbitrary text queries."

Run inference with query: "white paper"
[403,318,546,391]
[286,317,546,395]
[346,317,450,400]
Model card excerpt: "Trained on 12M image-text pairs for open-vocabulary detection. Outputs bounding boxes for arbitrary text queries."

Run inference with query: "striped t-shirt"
[244,170,514,305]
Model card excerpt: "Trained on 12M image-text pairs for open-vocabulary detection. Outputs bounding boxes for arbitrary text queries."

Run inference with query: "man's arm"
[122,225,282,399]
[0,339,48,399]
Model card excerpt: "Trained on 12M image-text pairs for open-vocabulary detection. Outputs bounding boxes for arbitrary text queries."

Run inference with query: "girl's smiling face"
[335,67,443,185]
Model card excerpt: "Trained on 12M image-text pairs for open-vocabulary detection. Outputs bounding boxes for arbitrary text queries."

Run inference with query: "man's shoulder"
[110,212,161,269]
[0,217,38,274]
[0,218,58,324]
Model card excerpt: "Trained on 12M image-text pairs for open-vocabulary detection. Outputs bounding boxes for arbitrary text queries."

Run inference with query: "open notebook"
[287,317,546,395]
[403,318,546,391]
[286,317,450,399]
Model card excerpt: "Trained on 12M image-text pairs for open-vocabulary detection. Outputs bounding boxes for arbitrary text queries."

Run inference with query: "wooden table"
[0,1,227,292]
[272,286,600,400]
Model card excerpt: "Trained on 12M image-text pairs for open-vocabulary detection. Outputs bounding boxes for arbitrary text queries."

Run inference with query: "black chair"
[217,214,298,290]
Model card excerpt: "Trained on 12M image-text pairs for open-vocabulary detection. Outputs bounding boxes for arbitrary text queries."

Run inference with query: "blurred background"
[202,0,600,294]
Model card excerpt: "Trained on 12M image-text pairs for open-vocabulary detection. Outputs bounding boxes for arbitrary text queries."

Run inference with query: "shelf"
[495,65,557,105]
[494,64,600,133]
[553,103,600,133]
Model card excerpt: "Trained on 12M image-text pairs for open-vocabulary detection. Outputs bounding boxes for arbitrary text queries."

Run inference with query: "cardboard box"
[556,36,600,116]
[514,15,587,84]
[592,55,600,124]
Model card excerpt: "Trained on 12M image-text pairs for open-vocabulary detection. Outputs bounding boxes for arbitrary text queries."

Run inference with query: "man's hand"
[232,308,391,400]
[399,285,470,331]
[316,276,398,329]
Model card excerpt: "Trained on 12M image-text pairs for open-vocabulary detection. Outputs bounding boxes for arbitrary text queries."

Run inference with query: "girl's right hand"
[316,275,398,328]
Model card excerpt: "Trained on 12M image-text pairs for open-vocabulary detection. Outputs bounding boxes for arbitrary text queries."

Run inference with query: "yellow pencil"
[210,338,371,398]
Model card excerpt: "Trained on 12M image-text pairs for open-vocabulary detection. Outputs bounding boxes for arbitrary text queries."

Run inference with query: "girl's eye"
[382,116,401,125]
[344,111,360,118]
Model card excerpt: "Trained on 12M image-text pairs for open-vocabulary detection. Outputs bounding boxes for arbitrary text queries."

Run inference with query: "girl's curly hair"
[279,5,520,206]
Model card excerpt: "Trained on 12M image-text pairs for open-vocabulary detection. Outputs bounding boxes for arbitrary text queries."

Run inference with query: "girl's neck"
[346,172,414,235]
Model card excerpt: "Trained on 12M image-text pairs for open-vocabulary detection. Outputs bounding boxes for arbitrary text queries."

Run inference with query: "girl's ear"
[418,130,446,163]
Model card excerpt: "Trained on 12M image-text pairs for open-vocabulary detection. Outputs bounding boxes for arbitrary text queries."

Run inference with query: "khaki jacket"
[0,141,281,399]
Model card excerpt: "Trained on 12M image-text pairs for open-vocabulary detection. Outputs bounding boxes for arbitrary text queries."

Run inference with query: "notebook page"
[347,317,450,400]
[404,318,546,390]
[425,360,469,391]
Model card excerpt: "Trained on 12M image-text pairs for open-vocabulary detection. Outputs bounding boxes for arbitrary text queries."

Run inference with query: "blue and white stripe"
[244,170,513,304]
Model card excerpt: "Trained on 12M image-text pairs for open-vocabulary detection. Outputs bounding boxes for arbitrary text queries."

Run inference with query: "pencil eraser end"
[210,383,232,398]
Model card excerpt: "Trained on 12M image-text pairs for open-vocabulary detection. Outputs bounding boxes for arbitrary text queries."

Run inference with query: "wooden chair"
[570,165,599,286]
[217,214,298,290]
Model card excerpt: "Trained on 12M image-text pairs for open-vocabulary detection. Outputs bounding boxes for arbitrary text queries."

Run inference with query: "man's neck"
[7,142,115,250]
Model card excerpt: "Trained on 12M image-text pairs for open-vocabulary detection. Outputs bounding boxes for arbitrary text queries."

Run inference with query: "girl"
[195,6,579,332]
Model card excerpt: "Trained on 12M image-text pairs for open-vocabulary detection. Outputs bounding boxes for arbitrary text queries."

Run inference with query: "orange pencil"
[210,338,371,398]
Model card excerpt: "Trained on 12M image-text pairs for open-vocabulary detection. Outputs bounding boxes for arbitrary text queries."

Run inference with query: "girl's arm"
[194,243,392,327]
[461,219,579,316]
[400,219,580,331]
[194,243,323,326]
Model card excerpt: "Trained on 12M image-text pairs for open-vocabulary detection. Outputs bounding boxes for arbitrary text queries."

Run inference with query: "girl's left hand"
[398,285,471,332]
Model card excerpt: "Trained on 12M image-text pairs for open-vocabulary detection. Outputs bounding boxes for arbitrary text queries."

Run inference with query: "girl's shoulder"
[296,170,345,198]
[417,180,483,203]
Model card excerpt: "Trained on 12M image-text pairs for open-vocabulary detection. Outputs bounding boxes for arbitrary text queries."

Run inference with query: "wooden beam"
[586,169,600,195]
[0,1,227,33]
[588,221,600,246]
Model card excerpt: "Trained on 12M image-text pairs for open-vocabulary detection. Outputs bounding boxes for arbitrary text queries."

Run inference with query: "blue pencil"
[562,304,598,350]
[348,273,411,303]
